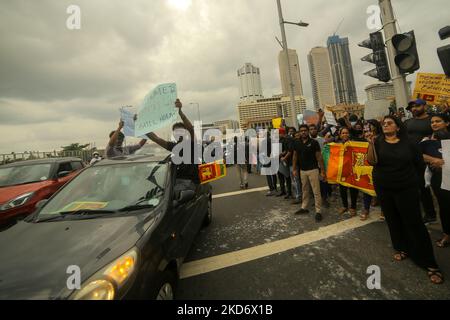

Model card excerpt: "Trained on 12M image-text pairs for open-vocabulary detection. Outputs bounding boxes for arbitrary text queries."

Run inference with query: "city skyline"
[0,0,448,154]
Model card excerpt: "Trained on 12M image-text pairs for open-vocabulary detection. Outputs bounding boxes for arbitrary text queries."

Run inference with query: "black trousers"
[376,185,438,269]
[266,174,277,191]
[431,172,450,235]
[277,172,292,195]
[418,168,437,218]
[339,185,359,209]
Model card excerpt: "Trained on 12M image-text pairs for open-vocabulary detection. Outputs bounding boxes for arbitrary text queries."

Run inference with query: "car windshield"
[0,164,52,187]
[38,162,167,217]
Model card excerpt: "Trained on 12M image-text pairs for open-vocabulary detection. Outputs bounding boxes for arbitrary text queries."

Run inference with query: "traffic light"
[359,31,391,82]
[392,30,420,74]
[437,26,450,77]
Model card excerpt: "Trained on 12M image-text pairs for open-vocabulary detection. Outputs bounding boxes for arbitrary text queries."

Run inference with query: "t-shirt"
[167,141,200,184]
[105,144,142,159]
[373,137,423,190]
[405,117,433,145]
[293,138,321,171]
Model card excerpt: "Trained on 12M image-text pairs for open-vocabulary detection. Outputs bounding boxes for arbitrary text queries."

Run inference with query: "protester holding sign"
[420,113,450,248]
[367,115,443,285]
[147,99,200,185]
[106,120,147,159]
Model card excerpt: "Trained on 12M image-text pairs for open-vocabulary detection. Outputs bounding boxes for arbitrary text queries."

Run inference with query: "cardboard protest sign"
[272,118,283,129]
[303,110,319,125]
[324,110,337,126]
[135,83,178,137]
[120,108,137,137]
[413,73,450,105]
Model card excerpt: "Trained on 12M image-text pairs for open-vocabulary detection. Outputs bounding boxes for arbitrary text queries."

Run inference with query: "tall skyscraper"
[308,47,336,110]
[327,35,358,104]
[278,49,303,97]
[237,63,264,102]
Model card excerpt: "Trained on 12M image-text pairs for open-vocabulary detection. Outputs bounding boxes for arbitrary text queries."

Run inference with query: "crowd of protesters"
[246,98,449,285]
[103,98,449,285]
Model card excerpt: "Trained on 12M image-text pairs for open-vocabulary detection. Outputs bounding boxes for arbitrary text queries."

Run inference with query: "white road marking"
[212,186,269,199]
[180,214,379,279]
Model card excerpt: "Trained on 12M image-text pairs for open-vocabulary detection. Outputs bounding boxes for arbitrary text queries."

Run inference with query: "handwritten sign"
[135,83,178,137]
[120,108,137,137]
[303,110,319,126]
[413,73,450,105]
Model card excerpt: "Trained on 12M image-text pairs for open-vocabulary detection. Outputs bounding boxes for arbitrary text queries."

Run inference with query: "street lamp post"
[276,0,308,130]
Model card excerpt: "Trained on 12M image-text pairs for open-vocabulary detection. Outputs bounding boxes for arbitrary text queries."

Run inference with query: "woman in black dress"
[367,115,444,284]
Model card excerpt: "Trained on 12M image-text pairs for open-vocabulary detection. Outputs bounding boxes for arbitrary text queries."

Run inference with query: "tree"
[61,143,90,152]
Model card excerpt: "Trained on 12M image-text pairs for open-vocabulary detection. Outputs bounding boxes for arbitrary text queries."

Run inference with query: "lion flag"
[198,161,227,184]
[323,142,375,196]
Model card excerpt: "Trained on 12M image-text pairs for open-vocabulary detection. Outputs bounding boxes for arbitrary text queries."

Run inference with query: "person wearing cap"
[89,151,102,165]
[106,119,147,159]
[405,98,437,224]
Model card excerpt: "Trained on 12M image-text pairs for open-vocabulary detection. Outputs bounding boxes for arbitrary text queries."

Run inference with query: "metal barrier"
[1,150,105,166]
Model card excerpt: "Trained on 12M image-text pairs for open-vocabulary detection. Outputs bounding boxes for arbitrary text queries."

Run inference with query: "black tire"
[151,269,177,300]
[202,197,212,227]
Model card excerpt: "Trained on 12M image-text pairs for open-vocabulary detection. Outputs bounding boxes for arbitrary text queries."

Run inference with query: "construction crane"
[333,18,344,36]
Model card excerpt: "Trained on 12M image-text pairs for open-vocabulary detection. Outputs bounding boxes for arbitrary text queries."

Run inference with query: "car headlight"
[72,248,138,300]
[1,192,34,211]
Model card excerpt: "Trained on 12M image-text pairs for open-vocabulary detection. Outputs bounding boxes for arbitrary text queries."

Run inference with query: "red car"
[0,158,85,226]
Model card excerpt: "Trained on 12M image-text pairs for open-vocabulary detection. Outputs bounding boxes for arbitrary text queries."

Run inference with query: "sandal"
[379,214,385,221]
[393,251,408,261]
[339,208,348,215]
[427,269,444,285]
[436,236,450,248]
[349,209,357,217]
[360,211,369,221]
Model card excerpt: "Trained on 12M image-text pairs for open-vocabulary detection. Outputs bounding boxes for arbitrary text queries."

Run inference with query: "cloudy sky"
[0,0,448,154]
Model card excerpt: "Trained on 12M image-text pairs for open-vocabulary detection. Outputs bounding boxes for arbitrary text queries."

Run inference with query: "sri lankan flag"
[322,142,375,196]
[199,160,227,184]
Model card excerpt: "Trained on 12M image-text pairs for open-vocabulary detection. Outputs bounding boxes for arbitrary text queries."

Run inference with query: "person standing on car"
[147,99,200,187]
[405,99,437,224]
[106,120,147,159]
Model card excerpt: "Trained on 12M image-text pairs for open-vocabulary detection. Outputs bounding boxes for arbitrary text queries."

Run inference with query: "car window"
[0,164,52,187]
[57,162,73,173]
[39,162,168,216]
[71,162,83,170]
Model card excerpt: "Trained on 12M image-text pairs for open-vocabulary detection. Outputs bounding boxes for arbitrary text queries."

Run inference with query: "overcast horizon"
[0,0,448,154]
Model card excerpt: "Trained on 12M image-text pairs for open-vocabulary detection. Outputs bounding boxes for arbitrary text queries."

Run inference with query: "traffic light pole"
[277,0,298,130]
[379,0,410,109]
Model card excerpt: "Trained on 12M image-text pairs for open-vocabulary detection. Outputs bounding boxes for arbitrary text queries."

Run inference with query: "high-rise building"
[237,63,264,102]
[237,95,306,130]
[365,82,412,101]
[327,35,358,104]
[308,47,336,110]
[278,49,303,97]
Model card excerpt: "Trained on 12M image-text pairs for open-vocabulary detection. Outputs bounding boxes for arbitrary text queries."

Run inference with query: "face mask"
[350,122,357,127]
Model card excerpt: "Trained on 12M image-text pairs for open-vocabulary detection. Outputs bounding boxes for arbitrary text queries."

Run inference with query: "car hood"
[0,181,54,204]
[0,213,156,299]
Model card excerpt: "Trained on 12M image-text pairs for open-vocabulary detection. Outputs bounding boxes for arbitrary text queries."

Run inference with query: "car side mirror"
[57,171,71,178]
[173,190,195,207]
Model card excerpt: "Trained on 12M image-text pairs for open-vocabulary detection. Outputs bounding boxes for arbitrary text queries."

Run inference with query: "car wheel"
[202,197,212,227]
[154,270,177,300]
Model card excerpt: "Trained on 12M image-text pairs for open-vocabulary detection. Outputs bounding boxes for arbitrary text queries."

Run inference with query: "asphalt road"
[177,165,450,300]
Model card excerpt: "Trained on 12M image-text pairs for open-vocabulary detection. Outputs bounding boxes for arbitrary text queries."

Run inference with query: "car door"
[53,162,75,190]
